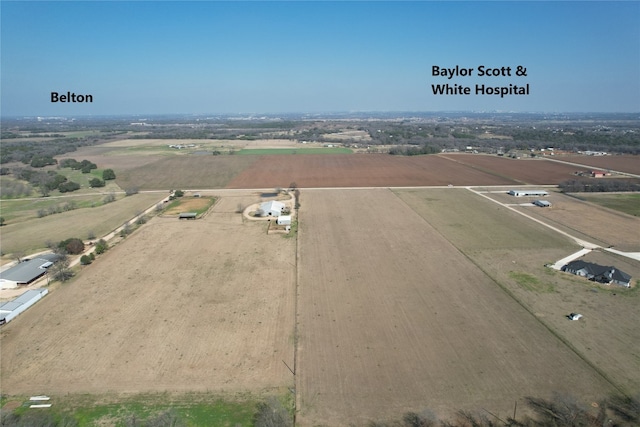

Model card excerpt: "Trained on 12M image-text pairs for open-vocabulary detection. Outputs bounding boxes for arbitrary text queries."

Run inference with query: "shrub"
[94,239,108,254]
[80,255,92,265]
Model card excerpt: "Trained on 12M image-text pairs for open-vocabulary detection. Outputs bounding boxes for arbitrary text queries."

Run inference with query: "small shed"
[179,212,197,220]
[277,215,292,225]
[533,200,551,207]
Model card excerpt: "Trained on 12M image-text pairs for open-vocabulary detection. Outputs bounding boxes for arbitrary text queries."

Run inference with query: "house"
[508,189,549,197]
[591,170,609,178]
[257,200,285,217]
[276,215,292,226]
[561,260,632,287]
[0,254,60,289]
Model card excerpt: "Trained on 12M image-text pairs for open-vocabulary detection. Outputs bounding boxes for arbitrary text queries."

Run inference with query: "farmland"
[0,195,297,397]
[1,125,639,425]
[295,188,639,426]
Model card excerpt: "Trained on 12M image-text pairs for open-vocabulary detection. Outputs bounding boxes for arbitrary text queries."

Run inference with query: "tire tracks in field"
[388,188,629,397]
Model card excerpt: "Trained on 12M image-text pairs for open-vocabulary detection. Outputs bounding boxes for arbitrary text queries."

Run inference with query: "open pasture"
[0,197,296,396]
[296,189,616,426]
[0,193,163,255]
[439,153,582,184]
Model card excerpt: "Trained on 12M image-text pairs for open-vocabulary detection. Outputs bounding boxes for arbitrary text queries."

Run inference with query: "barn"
[0,254,60,289]
[561,260,632,287]
[257,200,285,217]
[508,189,549,197]
[0,288,49,325]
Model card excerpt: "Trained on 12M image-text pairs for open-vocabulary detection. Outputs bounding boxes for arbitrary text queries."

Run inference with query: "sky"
[1,1,639,116]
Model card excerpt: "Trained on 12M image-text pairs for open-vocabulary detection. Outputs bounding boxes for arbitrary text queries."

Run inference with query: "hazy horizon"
[2,1,639,116]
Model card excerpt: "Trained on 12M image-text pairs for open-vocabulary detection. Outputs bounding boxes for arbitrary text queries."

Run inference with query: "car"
[567,313,583,321]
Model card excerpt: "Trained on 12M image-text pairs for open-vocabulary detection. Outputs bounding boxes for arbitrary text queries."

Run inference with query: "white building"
[276,215,292,225]
[508,189,549,197]
[0,288,49,325]
[257,200,285,217]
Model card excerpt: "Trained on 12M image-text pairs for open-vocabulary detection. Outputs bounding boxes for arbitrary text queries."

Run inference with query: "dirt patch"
[0,198,296,396]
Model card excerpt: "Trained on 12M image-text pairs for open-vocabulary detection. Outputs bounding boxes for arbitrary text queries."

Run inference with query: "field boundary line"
[389,188,628,396]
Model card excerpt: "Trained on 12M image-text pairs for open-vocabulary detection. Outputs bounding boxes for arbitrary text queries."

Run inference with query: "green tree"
[102,168,116,180]
[89,177,105,187]
[58,181,81,193]
[80,255,92,265]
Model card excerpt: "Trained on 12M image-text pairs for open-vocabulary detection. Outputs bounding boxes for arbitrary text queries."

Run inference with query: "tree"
[58,181,81,193]
[0,217,4,226]
[102,168,116,180]
[59,237,85,255]
[51,256,73,282]
[80,255,92,265]
[89,177,105,187]
[174,189,184,197]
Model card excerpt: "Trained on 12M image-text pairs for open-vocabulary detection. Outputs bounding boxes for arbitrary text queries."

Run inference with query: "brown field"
[0,196,296,395]
[226,154,517,188]
[296,189,621,426]
[559,154,640,175]
[115,155,259,190]
[439,154,582,184]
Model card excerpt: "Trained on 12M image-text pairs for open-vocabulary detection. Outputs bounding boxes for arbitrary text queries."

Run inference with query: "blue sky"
[1,1,638,116]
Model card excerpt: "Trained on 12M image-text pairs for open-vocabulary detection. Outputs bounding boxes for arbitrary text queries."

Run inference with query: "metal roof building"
[0,254,60,289]
[258,200,285,217]
[508,189,549,197]
[0,288,49,325]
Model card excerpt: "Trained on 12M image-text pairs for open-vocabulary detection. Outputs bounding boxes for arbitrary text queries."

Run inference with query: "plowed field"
[296,189,617,426]
[226,154,517,188]
[559,155,640,175]
[439,154,581,184]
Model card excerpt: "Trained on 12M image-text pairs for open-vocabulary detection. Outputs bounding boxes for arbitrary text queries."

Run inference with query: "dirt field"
[226,154,517,189]
[559,154,640,175]
[0,195,296,395]
[296,189,618,426]
[439,154,583,184]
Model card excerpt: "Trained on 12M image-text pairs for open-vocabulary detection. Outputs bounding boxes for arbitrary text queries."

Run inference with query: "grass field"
[0,193,163,255]
[236,147,352,155]
[3,393,257,426]
[572,192,640,217]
